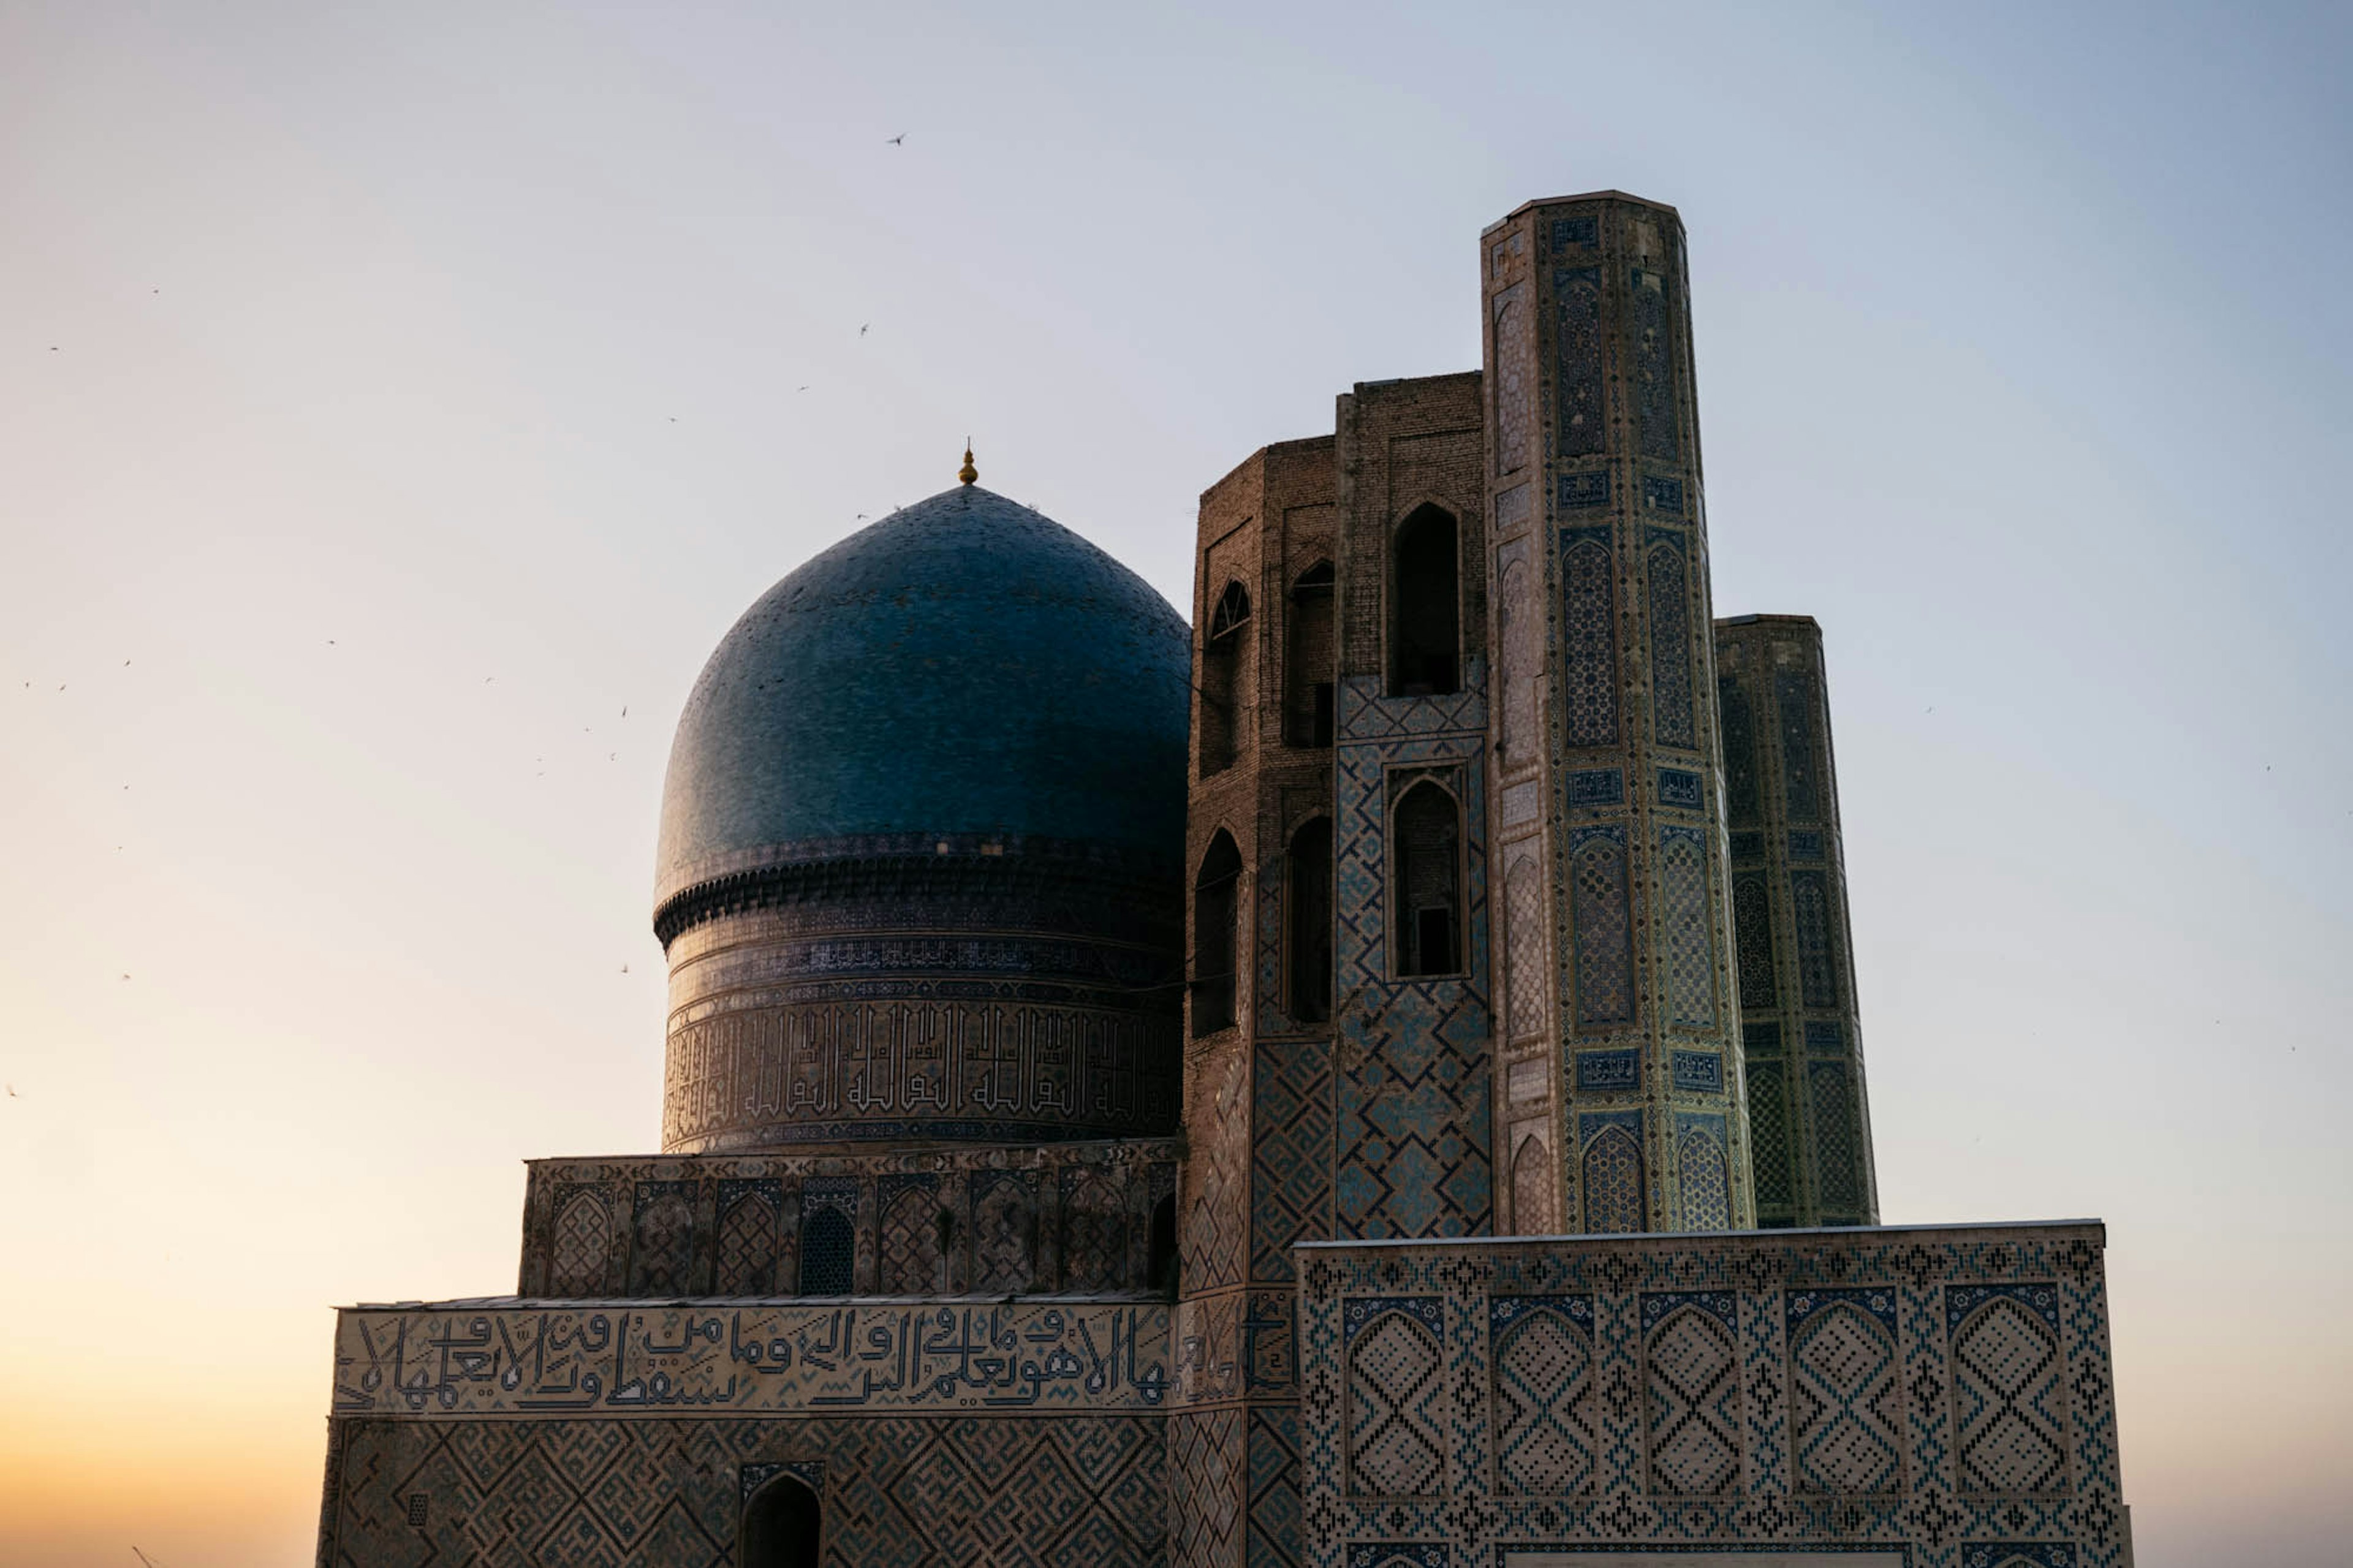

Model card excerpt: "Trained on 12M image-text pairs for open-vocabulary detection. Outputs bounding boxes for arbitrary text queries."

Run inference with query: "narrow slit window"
[1286,816,1333,1022]
[1200,581,1251,775]
[1390,507,1460,697]
[1193,832,1242,1036]
[1286,561,1336,747]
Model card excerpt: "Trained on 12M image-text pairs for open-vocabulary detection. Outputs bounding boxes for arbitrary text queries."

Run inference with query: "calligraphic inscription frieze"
[332,1300,1171,1418]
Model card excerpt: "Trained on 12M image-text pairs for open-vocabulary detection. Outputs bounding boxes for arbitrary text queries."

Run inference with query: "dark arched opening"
[1192,831,1242,1036]
[1284,561,1335,747]
[1390,507,1460,697]
[1200,581,1251,775]
[1393,782,1462,977]
[1146,1192,1178,1295]
[741,1472,821,1568]
[797,1206,854,1295]
[1286,816,1333,1023]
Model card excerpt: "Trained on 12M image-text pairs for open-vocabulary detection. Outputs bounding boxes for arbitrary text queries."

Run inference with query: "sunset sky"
[4,2,2349,1564]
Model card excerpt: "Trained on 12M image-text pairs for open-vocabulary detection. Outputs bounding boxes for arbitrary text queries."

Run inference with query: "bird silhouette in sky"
[887,134,904,146]
[797,385,810,392]
[859,324,870,336]
[621,706,627,718]
[6,1085,17,1098]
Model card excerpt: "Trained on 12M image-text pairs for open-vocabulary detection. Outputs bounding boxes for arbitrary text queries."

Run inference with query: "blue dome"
[655,484,1191,911]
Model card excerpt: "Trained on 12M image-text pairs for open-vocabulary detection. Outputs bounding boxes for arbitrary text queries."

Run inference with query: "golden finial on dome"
[958,440,978,486]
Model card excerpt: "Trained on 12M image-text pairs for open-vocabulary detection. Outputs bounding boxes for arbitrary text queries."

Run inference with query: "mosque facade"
[315,193,2133,1568]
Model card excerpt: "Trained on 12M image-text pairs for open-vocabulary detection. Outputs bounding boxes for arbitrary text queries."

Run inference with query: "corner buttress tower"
[1480,192,1754,1232]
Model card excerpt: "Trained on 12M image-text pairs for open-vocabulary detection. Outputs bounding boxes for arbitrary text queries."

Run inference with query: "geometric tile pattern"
[714,1183,781,1297]
[1253,1038,1334,1283]
[1787,1288,1903,1496]
[549,1189,613,1297]
[1658,825,1715,1028]
[879,1176,945,1294]
[1061,1166,1127,1294]
[1632,267,1680,461]
[1554,267,1605,459]
[1344,1306,1446,1497]
[1568,828,1633,1029]
[1170,1407,1243,1568]
[972,1173,1036,1294]
[1675,1120,1732,1232]
[1792,870,1839,1010]
[1746,1063,1794,1213]
[1559,536,1617,748]
[320,1412,1167,1568]
[1579,1121,1645,1236]
[1809,1060,1865,1218]
[1775,668,1821,824]
[1331,697,1493,1240]
[1949,1286,2069,1496]
[1642,1294,1742,1496]
[1247,1407,1305,1568]
[1296,1222,2128,1568]
[1732,873,1776,1010]
[1645,542,1696,749]
[628,1183,699,1296]
[1490,1298,1597,1496]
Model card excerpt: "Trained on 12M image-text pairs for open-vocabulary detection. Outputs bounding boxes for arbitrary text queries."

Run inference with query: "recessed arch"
[1192,831,1243,1036]
[1286,561,1336,746]
[1392,781,1462,978]
[740,1471,820,1568]
[1286,815,1333,1022]
[1389,505,1460,697]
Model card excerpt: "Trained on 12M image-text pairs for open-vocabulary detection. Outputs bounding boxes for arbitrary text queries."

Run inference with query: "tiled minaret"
[1480,192,1753,1232]
[1716,614,1879,1225]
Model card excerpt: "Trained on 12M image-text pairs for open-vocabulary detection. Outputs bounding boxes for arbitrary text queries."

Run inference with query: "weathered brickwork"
[1480,194,1750,1235]
[1718,615,1880,1227]
[318,188,2128,1568]
[518,1144,1178,1299]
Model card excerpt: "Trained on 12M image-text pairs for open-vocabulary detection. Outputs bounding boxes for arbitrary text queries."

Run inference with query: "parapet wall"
[1295,1220,2130,1568]
[517,1140,1180,1299]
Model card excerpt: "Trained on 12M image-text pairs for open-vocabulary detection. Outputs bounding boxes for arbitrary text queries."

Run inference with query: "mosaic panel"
[1504,854,1546,1044]
[1669,1051,1721,1094]
[1248,1406,1305,1568]
[550,1189,615,1297]
[1674,1119,1732,1232]
[973,1172,1037,1293]
[1496,545,1537,763]
[1573,1050,1638,1093]
[1565,768,1622,806]
[1718,676,1760,828]
[1948,1284,2069,1496]
[1656,768,1701,809]
[1776,669,1821,824]
[1808,1061,1863,1218]
[1294,1222,2125,1568]
[1559,534,1618,749]
[1578,1118,1644,1235]
[1553,266,1605,457]
[1344,1304,1447,1497]
[1631,267,1679,461]
[1509,1134,1553,1236]
[878,1176,944,1295]
[332,1301,1172,1417]
[713,1182,781,1297]
[1641,1293,1741,1496]
[628,1184,699,1297]
[1490,1297,1598,1496]
[1658,825,1715,1028]
[1569,828,1633,1029]
[1254,1036,1335,1283]
[1186,1042,1249,1293]
[1732,874,1776,1012]
[1746,1062,1794,1213]
[1645,540,1696,750]
[1792,870,1840,1010]
[1170,1406,1243,1568]
[1787,1287,1903,1497]
[1063,1165,1129,1293]
[1492,282,1531,477]
[322,1411,1167,1568]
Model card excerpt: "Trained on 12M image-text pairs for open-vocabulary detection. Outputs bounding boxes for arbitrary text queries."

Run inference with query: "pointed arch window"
[1390,506,1460,697]
[1286,816,1333,1023]
[1192,832,1243,1036]
[1285,561,1336,747]
[1392,782,1462,977]
[1200,581,1251,775]
[741,1472,821,1568]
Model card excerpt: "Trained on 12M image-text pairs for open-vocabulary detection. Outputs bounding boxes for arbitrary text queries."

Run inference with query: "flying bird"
[797,385,810,392]
[6,1085,17,1097]
[859,324,869,336]
[887,134,904,146]
[621,706,627,718]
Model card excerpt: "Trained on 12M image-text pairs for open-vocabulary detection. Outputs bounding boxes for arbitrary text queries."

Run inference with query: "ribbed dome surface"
[655,485,1191,915]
